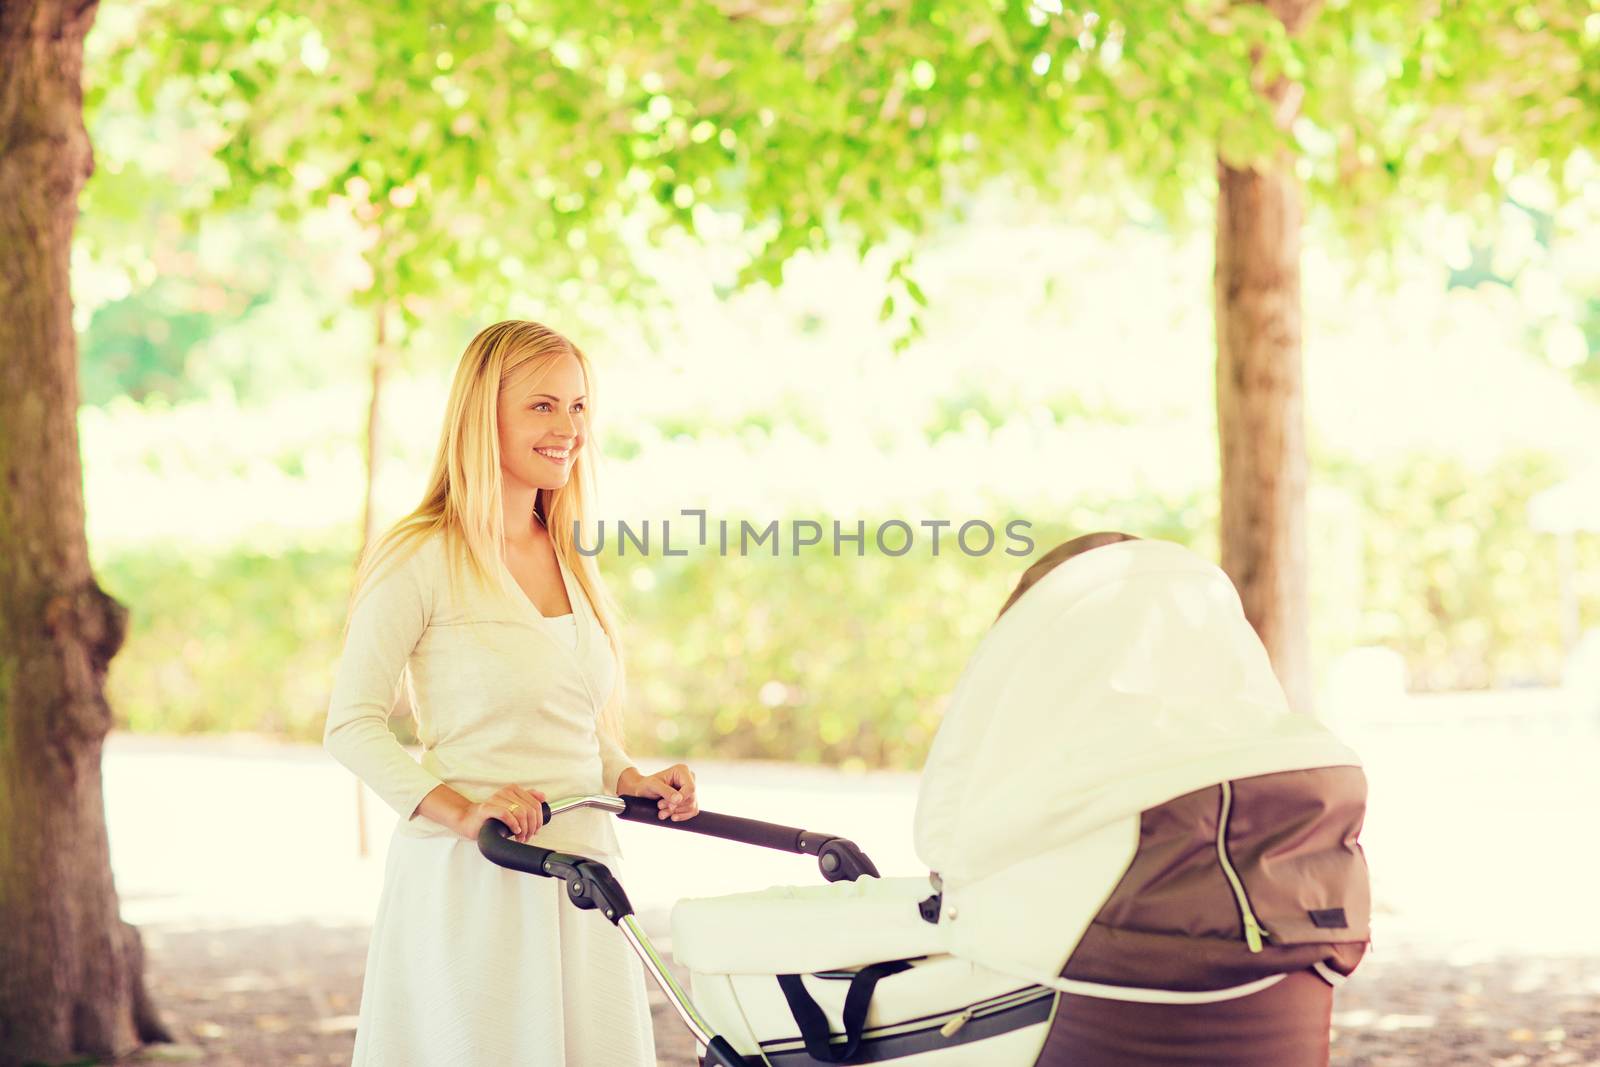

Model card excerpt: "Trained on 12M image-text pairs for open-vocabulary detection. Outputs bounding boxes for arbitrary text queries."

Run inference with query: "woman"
[323,319,698,1066]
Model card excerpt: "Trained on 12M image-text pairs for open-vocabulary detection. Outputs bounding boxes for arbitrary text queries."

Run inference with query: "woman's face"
[497,350,587,494]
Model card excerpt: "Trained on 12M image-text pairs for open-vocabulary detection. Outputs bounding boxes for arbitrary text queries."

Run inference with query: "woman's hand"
[619,764,698,822]
[454,784,547,843]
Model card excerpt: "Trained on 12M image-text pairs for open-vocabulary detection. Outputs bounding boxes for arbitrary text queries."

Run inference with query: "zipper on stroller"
[935,984,1049,1037]
[1216,780,1270,953]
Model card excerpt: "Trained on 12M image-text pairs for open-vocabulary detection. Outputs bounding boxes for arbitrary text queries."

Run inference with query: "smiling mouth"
[534,446,572,462]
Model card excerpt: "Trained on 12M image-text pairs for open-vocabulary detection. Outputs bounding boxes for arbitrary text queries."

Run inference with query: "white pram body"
[672,876,1060,1064]
[666,539,1371,1065]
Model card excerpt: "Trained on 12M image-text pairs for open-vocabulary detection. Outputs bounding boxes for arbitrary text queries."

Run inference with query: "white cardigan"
[323,529,635,859]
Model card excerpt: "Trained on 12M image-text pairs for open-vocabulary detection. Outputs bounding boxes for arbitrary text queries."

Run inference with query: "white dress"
[324,532,658,1066]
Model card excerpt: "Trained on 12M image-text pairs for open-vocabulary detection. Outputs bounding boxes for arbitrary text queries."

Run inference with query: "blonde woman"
[324,320,698,1065]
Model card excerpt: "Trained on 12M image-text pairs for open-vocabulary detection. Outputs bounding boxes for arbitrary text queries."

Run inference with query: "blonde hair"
[342,319,630,751]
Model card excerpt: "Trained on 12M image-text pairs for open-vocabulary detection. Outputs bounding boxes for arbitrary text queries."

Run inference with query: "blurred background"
[80,204,1600,763]
[77,103,1600,767]
[14,0,1600,1063]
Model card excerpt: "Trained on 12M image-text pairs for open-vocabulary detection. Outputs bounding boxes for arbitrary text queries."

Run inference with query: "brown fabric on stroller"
[1061,766,1370,992]
[1035,967,1334,1066]
[1030,764,1366,1065]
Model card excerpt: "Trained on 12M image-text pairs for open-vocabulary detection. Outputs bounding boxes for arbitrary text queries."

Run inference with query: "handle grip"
[477,817,557,876]
[617,795,809,850]
[614,796,879,882]
[476,820,635,921]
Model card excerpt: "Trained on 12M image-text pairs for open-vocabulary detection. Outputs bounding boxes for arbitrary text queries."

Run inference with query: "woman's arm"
[599,732,637,796]
[414,781,549,841]
[596,683,637,794]
[414,782,473,834]
[323,546,450,822]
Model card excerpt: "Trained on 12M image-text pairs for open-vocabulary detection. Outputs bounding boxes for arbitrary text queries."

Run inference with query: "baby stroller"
[479,537,1371,1065]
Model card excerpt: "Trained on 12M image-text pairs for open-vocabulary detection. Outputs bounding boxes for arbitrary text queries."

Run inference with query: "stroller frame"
[477,793,884,1067]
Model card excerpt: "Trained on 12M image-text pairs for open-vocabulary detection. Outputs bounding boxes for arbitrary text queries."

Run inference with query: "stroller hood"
[912,538,1361,978]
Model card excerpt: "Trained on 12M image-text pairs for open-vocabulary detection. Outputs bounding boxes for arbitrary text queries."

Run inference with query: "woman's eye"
[571,403,585,413]
[533,403,551,412]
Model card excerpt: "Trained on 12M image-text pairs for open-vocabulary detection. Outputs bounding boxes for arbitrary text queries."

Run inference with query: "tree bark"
[1214,0,1320,714]
[0,1,171,1062]
[352,300,391,859]
[361,301,390,556]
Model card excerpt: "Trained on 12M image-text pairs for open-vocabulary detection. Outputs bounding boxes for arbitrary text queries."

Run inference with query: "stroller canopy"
[912,538,1361,980]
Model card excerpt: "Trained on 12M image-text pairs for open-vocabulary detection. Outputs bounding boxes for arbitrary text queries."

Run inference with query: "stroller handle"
[476,816,753,1066]
[615,795,880,882]
[477,818,637,921]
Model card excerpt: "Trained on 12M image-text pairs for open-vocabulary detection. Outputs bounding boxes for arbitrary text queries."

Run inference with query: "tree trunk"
[352,301,391,859]
[0,2,171,1062]
[361,301,390,555]
[1214,0,1320,714]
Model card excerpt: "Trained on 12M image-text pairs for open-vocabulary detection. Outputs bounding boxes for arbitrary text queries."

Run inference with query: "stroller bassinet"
[479,537,1371,1065]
